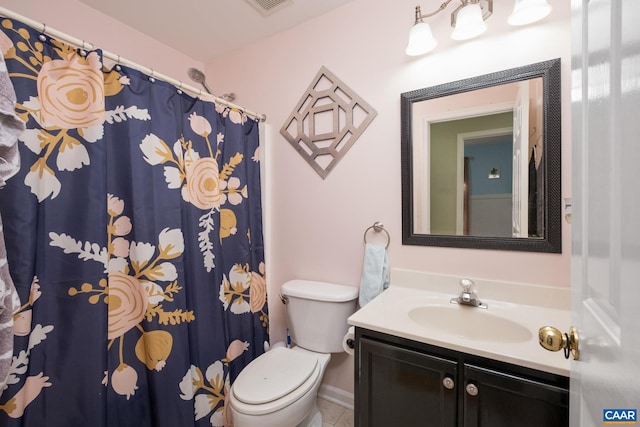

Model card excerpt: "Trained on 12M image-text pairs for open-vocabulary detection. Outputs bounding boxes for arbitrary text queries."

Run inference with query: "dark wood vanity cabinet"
[355,328,569,427]
[358,337,458,426]
[463,364,569,427]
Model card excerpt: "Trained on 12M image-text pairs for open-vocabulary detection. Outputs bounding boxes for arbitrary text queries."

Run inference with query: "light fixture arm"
[414,0,457,22]
[412,1,493,26]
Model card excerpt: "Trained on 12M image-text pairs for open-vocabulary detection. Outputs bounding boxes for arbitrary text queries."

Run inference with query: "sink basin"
[408,304,533,343]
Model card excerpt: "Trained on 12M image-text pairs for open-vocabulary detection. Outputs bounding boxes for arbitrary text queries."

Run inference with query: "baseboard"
[318,384,354,410]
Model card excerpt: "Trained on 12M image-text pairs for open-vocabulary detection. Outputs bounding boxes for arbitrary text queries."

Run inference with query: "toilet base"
[297,402,322,427]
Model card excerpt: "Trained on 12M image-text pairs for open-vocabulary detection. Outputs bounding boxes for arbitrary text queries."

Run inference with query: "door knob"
[538,326,579,360]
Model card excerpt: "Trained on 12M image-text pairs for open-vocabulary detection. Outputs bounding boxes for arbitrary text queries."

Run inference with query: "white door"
[512,81,529,238]
[571,0,640,425]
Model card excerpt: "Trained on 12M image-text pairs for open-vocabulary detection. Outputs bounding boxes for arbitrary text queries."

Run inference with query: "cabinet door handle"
[442,377,455,390]
[465,383,479,396]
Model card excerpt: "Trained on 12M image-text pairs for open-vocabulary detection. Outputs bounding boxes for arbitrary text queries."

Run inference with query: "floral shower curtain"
[0,16,268,427]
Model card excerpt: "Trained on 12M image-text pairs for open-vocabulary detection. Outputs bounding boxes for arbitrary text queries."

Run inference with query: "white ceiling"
[78,0,355,63]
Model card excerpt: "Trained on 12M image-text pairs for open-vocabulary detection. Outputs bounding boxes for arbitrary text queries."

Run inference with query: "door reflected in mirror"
[401,59,561,252]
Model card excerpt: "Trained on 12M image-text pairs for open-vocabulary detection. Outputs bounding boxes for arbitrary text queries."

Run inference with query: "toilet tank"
[281,280,358,353]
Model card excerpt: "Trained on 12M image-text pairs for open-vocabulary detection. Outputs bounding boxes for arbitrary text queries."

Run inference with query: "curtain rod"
[0,6,267,122]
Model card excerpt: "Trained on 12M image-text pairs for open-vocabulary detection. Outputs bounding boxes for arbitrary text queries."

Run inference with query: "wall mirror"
[401,59,561,252]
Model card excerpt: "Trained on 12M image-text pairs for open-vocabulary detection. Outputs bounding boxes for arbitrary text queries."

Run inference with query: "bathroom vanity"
[355,328,568,427]
[348,269,571,427]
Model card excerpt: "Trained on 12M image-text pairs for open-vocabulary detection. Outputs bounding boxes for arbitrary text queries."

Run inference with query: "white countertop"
[348,269,571,377]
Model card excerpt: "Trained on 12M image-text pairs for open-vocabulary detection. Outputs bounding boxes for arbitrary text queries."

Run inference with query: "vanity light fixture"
[507,0,552,26]
[405,0,552,56]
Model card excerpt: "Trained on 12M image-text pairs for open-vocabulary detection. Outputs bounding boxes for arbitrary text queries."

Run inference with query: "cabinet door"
[463,364,569,427]
[357,337,457,427]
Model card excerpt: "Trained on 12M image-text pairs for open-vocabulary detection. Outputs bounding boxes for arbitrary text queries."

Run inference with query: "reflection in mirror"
[414,78,543,238]
[401,59,561,252]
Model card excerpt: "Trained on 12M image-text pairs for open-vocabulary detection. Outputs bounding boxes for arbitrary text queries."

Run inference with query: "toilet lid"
[233,347,318,405]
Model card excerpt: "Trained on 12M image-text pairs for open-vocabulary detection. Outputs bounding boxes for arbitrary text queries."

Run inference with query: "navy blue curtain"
[0,16,268,427]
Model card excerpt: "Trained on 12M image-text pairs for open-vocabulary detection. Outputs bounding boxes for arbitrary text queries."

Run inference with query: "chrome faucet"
[450,279,487,309]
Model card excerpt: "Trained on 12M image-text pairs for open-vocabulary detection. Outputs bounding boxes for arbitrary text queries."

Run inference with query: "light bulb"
[406,22,438,56]
[508,0,552,26]
[451,3,487,41]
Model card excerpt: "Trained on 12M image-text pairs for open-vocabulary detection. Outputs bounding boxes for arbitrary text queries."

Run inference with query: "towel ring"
[363,221,390,249]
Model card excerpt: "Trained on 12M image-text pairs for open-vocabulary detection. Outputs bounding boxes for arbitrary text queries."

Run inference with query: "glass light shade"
[405,22,438,56]
[451,3,487,41]
[508,0,552,26]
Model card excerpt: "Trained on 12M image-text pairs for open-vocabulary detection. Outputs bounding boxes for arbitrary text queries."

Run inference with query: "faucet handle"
[460,278,475,292]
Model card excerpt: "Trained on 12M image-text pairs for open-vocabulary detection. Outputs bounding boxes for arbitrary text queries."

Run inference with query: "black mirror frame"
[400,58,562,253]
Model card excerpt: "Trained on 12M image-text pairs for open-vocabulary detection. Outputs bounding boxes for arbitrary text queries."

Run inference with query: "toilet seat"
[231,347,321,416]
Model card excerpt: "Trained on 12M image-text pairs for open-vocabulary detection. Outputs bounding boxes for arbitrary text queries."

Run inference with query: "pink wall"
[0,0,203,84]
[206,0,572,394]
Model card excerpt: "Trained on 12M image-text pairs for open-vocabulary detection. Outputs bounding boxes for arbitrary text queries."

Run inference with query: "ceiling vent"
[244,0,294,16]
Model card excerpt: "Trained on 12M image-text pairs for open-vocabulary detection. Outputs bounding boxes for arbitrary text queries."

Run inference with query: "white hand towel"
[358,243,389,307]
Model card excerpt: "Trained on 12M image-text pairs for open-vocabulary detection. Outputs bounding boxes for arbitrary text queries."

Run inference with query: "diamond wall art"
[280,66,377,179]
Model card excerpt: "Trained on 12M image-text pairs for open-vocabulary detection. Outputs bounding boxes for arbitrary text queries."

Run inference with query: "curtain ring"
[39,24,47,41]
[115,54,122,71]
[149,69,156,83]
[80,40,87,56]
[177,81,183,95]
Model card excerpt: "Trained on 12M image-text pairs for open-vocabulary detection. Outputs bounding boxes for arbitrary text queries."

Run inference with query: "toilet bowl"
[229,279,358,427]
[229,347,330,427]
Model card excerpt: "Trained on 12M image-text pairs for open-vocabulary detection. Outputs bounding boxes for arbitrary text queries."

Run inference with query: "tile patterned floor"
[317,397,354,427]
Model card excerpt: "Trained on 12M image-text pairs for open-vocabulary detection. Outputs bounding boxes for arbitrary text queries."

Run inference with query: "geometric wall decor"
[280,66,377,179]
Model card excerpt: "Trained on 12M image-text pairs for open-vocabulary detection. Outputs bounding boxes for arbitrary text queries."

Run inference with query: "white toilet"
[229,279,358,427]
